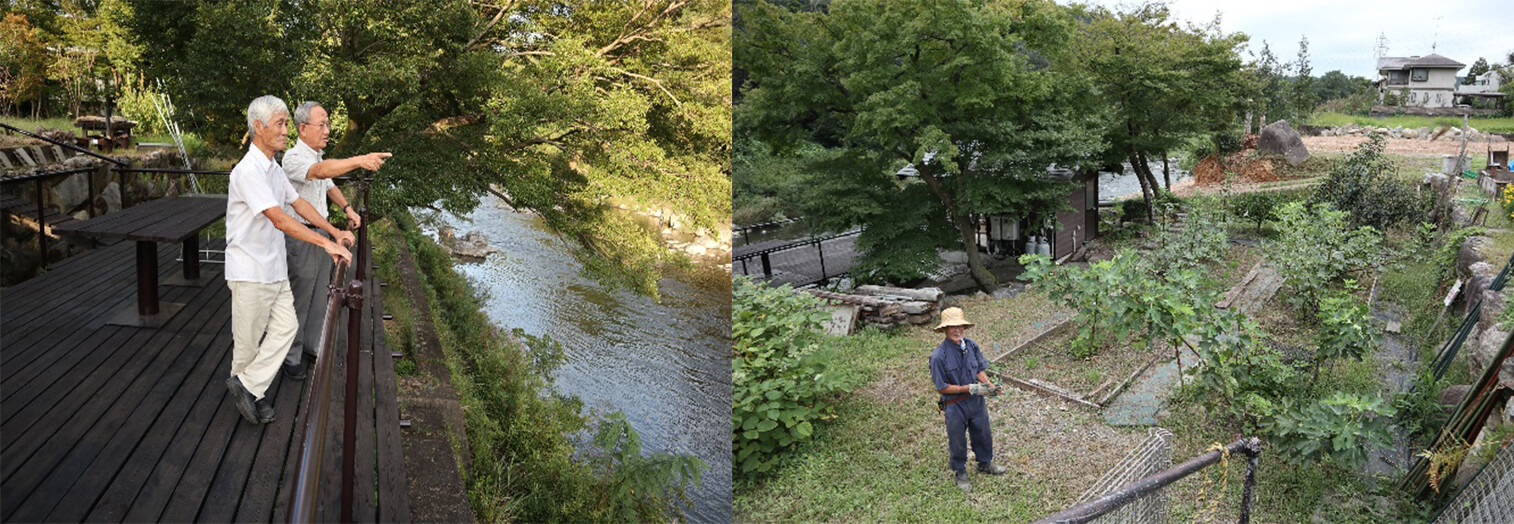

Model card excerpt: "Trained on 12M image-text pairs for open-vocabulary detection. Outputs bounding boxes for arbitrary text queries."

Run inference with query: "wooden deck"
[0,235,410,522]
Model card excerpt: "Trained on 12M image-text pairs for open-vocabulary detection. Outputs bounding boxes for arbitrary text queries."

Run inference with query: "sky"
[1070,0,1514,79]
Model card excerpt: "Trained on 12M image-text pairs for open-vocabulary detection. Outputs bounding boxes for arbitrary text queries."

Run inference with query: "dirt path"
[387,226,476,523]
[1302,135,1508,157]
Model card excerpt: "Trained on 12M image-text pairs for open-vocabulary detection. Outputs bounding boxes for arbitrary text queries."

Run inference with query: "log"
[804,289,897,308]
[855,285,944,302]
[899,301,934,315]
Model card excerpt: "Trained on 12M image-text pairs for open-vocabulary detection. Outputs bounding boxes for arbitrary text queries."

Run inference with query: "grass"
[1310,112,1514,134]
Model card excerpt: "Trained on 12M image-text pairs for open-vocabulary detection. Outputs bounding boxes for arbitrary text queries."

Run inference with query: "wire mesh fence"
[1074,427,1175,524]
[1435,441,1514,524]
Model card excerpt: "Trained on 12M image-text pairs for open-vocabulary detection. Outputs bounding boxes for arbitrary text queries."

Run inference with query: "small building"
[1457,68,1508,109]
[897,159,1098,261]
[1377,54,1465,108]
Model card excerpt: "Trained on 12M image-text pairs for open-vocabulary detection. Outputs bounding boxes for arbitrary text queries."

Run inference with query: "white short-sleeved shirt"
[281,138,333,224]
[226,145,299,283]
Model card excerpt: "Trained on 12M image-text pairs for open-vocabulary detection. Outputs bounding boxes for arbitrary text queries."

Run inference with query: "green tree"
[127,0,732,298]
[1071,2,1249,222]
[1313,70,1367,102]
[1250,41,1289,128]
[0,13,52,117]
[737,0,1104,292]
[1464,57,1490,84]
[1291,35,1315,120]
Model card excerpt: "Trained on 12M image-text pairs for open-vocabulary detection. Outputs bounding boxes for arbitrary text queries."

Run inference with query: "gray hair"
[292,101,324,126]
[246,95,289,138]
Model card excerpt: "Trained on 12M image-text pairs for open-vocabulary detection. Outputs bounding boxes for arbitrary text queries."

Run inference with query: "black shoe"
[255,398,276,424]
[226,376,260,424]
[283,360,306,380]
[978,462,1009,475]
[954,470,971,494]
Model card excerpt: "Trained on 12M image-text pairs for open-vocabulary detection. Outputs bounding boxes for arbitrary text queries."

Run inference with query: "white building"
[1377,54,1464,108]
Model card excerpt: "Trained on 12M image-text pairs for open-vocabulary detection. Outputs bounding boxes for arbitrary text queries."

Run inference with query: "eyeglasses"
[301,122,331,130]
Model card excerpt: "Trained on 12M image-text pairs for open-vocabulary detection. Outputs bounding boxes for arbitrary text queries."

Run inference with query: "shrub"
[1314,289,1378,382]
[1265,201,1382,312]
[1184,309,1297,426]
[1264,392,1397,469]
[1230,191,1281,232]
[732,276,860,477]
[1311,134,1427,230]
[1150,202,1230,274]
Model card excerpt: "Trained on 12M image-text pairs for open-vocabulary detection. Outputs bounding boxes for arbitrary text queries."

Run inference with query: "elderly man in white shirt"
[225,95,354,425]
[278,101,390,379]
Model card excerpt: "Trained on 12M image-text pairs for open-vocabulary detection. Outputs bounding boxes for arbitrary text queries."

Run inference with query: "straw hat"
[934,307,974,332]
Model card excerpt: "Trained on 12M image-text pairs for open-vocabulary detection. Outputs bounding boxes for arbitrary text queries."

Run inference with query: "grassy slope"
[1310,112,1514,134]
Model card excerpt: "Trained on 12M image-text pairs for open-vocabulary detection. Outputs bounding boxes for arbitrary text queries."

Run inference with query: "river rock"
[439,227,498,259]
[1479,288,1509,334]
[1458,236,1494,278]
[1258,120,1309,166]
[100,182,121,213]
[50,172,91,213]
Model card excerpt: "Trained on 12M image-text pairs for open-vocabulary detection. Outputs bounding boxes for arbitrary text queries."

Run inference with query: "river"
[420,196,732,522]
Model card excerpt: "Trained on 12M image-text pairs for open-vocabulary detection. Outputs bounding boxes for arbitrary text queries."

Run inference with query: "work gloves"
[967,383,1001,396]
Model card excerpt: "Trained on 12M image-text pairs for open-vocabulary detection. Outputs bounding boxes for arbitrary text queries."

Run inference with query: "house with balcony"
[1377,54,1464,108]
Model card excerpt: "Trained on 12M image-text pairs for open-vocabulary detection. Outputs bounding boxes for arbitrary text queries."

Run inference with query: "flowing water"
[1099,160,1192,201]
[421,196,732,522]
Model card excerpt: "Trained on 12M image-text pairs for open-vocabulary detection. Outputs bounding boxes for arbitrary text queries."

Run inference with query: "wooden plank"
[0,240,161,365]
[232,371,310,522]
[352,275,377,523]
[95,296,236,521]
[987,370,1101,409]
[157,398,242,522]
[317,308,350,524]
[192,401,268,522]
[370,273,411,522]
[40,286,234,522]
[1,242,182,391]
[0,285,207,520]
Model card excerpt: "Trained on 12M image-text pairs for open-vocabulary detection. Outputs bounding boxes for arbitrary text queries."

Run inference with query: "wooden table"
[53,195,226,327]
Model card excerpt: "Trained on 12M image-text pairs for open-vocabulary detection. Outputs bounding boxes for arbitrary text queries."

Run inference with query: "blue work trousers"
[943,396,993,472]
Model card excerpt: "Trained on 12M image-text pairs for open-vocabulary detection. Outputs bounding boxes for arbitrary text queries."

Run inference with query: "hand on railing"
[332,230,356,248]
[324,241,353,267]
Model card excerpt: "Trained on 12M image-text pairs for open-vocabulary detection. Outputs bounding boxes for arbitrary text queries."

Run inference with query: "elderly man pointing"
[277,101,390,379]
[225,95,354,425]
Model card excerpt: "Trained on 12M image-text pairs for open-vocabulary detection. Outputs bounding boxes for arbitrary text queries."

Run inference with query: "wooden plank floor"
[0,235,409,522]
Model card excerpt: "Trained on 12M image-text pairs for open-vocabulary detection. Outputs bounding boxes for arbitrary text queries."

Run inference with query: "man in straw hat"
[929,306,1008,494]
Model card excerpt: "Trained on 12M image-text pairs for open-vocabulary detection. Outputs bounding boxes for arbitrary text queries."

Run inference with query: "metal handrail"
[288,172,372,523]
[1032,437,1264,524]
[0,122,128,166]
[289,257,352,523]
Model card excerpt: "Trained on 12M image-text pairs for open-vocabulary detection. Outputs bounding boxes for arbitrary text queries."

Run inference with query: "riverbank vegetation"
[373,212,703,522]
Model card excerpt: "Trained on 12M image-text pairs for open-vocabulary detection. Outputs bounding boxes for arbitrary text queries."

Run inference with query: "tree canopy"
[1067,2,1249,221]
[118,0,733,298]
[737,0,1104,292]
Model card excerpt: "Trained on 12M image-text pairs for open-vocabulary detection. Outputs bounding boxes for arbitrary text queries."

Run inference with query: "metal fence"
[733,229,861,287]
[1435,441,1514,524]
[1034,436,1261,524]
[1075,428,1175,524]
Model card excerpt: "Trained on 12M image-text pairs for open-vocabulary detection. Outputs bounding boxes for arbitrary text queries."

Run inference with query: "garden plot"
[990,322,1166,408]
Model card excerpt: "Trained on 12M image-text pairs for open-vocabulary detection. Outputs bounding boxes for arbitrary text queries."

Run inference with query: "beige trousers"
[228,279,296,399]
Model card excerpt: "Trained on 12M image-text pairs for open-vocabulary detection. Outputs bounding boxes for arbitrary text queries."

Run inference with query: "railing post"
[120,167,131,208]
[1240,441,1260,524]
[342,278,364,524]
[88,166,98,218]
[816,239,827,283]
[35,177,46,269]
[761,253,772,278]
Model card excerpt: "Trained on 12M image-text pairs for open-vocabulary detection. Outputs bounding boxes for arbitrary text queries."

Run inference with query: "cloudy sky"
[1071,0,1514,79]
